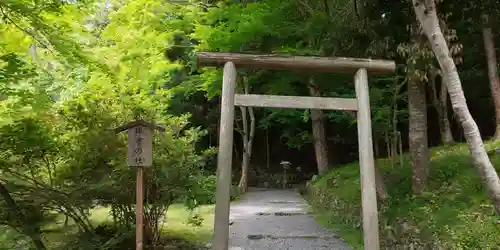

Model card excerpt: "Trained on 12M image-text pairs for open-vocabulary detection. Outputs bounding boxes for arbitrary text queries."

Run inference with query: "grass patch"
[90,204,215,243]
[2,183,244,249]
[162,204,215,243]
[307,141,500,249]
[1,204,214,249]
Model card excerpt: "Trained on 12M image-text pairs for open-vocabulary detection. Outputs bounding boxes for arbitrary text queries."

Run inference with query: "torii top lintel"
[196,52,396,75]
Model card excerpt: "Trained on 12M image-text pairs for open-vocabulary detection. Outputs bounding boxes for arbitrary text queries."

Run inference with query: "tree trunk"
[238,105,249,193]
[237,76,255,193]
[483,22,500,139]
[374,164,388,202]
[439,78,455,144]
[372,135,389,201]
[430,72,454,144]
[408,78,430,193]
[390,82,402,167]
[384,132,392,167]
[0,182,46,250]
[412,0,500,214]
[308,77,329,176]
[247,102,255,186]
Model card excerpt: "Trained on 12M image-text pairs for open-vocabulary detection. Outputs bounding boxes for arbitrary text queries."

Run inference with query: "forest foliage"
[1,0,500,249]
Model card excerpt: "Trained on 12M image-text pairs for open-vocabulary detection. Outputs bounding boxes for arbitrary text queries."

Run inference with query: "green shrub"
[192,175,217,205]
[184,174,241,207]
[307,142,500,249]
[0,226,31,250]
[0,81,216,248]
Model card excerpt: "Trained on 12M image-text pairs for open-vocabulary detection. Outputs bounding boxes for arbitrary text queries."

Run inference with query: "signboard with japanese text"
[127,126,152,167]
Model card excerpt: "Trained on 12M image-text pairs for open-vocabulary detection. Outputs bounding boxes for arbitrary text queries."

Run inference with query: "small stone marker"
[280,161,292,189]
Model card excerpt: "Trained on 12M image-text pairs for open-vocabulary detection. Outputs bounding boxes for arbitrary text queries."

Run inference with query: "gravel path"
[227,188,351,250]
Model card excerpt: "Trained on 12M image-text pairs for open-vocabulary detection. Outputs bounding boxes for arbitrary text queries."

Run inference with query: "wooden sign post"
[114,120,165,250]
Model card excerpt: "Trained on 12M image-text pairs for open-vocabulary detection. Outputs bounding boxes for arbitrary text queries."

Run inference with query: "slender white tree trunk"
[238,104,249,193]
[238,76,255,193]
[237,1,253,194]
[412,0,500,214]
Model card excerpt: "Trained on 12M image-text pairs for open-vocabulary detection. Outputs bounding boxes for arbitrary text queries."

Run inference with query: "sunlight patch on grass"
[90,206,112,224]
[162,204,215,243]
[88,203,215,243]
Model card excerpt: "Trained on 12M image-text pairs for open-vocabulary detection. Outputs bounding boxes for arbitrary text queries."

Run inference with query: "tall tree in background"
[236,0,255,193]
[482,14,500,140]
[398,26,432,193]
[237,76,255,193]
[408,76,429,193]
[412,0,500,214]
[309,79,330,175]
[296,0,341,176]
[430,72,455,144]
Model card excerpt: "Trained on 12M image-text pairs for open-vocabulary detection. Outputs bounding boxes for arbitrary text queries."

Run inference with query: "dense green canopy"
[1,0,499,248]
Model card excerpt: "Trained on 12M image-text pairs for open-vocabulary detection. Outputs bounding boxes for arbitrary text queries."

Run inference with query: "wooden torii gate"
[196,52,396,250]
